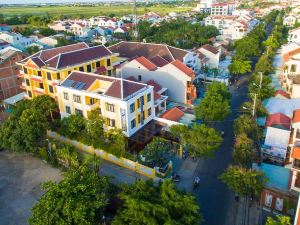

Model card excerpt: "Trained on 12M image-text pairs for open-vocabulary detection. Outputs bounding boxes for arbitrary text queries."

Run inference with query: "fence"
[47,131,156,179]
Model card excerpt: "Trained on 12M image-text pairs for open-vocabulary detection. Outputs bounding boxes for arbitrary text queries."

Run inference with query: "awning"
[3,92,25,105]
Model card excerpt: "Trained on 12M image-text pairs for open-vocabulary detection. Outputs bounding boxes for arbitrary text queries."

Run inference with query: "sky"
[2,0,128,4]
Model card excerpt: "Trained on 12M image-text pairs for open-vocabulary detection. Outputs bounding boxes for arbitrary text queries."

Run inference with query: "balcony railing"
[293,159,300,170]
[86,101,100,111]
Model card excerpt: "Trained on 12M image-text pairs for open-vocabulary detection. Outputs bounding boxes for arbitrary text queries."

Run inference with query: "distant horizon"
[1,0,134,5]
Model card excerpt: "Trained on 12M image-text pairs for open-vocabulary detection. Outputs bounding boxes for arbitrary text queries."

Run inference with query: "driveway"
[0,150,62,225]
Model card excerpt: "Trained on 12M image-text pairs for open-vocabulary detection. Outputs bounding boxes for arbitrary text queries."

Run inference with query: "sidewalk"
[235,197,261,225]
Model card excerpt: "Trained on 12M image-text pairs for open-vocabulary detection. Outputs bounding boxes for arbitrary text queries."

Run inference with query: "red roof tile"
[293,109,300,123]
[135,56,157,71]
[160,107,184,122]
[146,80,162,92]
[265,113,291,129]
[46,45,112,69]
[201,44,219,55]
[170,60,194,77]
[150,55,169,67]
[275,90,290,99]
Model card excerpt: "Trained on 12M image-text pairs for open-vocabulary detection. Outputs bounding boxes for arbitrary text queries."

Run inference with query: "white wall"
[120,60,191,104]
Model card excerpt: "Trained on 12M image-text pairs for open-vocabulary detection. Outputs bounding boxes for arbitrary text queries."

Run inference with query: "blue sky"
[2,0,125,4]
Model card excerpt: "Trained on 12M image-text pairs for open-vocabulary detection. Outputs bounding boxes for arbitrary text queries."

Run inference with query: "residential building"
[70,23,97,39]
[197,44,220,68]
[0,24,10,32]
[0,49,27,100]
[282,42,300,98]
[108,41,198,104]
[56,71,155,137]
[0,32,33,50]
[204,15,236,33]
[210,2,236,16]
[38,36,58,48]
[288,27,300,44]
[283,15,298,27]
[17,42,120,99]
[48,21,71,32]
[193,0,214,12]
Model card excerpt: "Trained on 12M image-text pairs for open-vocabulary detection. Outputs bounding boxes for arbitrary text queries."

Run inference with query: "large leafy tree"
[140,137,173,164]
[0,96,57,153]
[59,114,86,139]
[254,54,274,75]
[233,133,256,166]
[85,110,105,147]
[170,124,222,158]
[29,164,110,225]
[228,57,252,77]
[195,82,231,122]
[219,166,267,197]
[235,36,260,59]
[248,73,275,100]
[265,215,291,225]
[234,114,259,141]
[112,180,201,225]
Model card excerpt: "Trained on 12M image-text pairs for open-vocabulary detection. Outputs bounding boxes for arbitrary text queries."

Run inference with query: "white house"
[116,56,197,105]
[0,32,33,50]
[288,27,300,44]
[39,36,58,48]
[283,15,298,27]
[210,2,236,16]
[70,23,97,38]
[282,42,300,98]
[48,21,71,32]
[197,44,220,68]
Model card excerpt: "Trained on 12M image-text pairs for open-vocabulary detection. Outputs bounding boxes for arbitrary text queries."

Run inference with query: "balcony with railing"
[86,101,100,111]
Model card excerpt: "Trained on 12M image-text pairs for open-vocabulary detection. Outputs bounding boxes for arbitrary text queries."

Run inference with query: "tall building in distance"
[192,0,215,12]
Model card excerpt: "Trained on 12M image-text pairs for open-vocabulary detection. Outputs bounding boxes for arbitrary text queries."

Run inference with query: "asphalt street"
[193,77,250,225]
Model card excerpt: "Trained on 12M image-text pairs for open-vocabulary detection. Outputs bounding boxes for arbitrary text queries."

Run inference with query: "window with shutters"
[73,95,81,103]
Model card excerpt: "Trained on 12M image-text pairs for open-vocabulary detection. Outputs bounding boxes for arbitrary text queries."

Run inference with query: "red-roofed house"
[118,57,197,105]
[265,113,291,130]
[160,107,184,122]
[57,71,155,137]
[197,44,220,68]
[275,90,290,99]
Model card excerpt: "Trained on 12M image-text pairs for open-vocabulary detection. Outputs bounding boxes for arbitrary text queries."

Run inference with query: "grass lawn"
[1,4,193,18]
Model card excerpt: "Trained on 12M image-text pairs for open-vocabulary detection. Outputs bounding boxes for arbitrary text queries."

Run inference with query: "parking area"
[0,150,62,225]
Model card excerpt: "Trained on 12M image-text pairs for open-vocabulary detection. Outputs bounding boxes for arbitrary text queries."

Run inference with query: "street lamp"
[46,139,52,158]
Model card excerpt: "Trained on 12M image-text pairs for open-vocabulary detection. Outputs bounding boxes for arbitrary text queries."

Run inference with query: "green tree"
[39,27,57,36]
[228,57,252,77]
[55,37,75,47]
[254,54,274,74]
[195,82,231,122]
[29,164,110,225]
[219,166,267,197]
[170,124,222,158]
[112,179,201,225]
[26,46,40,55]
[265,215,291,225]
[233,114,259,141]
[233,133,256,166]
[105,128,126,157]
[248,73,275,100]
[235,36,260,59]
[85,110,105,147]
[59,114,86,139]
[55,144,80,169]
[141,137,173,163]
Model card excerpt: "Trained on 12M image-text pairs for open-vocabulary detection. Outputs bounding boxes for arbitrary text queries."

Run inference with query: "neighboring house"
[282,42,300,98]
[232,9,254,17]
[48,21,71,32]
[56,71,155,137]
[0,24,10,32]
[0,49,27,100]
[39,36,58,48]
[288,27,300,44]
[90,17,123,28]
[283,15,298,27]
[210,2,236,16]
[204,15,236,33]
[114,27,128,35]
[192,0,213,12]
[116,56,197,105]
[197,44,220,68]
[0,32,33,50]
[16,42,120,99]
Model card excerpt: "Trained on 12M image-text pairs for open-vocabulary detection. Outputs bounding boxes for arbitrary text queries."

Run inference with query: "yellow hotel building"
[17,42,119,99]
[56,71,155,137]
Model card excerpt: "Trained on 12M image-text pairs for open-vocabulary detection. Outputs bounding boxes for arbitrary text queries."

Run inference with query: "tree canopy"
[219,166,267,197]
[232,133,256,166]
[228,57,252,77]
[112,179,202,225]
[233,114,259,141]
[195,82,231,122]
[265,215,291,225]
[29,164,110,225]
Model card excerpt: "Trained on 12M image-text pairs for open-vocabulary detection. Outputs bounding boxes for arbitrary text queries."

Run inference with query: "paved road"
[193,77,250,225]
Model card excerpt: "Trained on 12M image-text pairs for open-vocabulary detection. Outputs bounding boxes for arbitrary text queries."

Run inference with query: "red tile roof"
[150,55,169,67]
[170,60,194,77]
[146,80,162,92]
[275,90,290,99]
[160,107,184,122]
[135,56,157,71]
[46,45,112,69]
[292,146,300,160]
[265,113,291,129]
[19,42,89,67]
[61,71,146,100]
[293,109,300,123]
[201,44,219,55]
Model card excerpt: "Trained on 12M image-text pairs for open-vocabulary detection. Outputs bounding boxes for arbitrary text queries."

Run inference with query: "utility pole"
[133,0,138,40]
[252,72,263,117]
